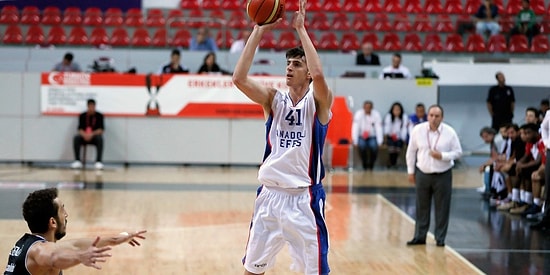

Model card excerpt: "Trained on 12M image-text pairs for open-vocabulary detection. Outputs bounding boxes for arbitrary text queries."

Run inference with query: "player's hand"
[408,174,415,184]
[532,171,541,181]
[81,236,112,269]
[255,18,282,32]
[292,0,306,29]
[429,150,442,160]
[113,230,147,247]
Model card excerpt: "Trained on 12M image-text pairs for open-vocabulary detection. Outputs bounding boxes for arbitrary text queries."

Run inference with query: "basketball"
[246,0,285,25]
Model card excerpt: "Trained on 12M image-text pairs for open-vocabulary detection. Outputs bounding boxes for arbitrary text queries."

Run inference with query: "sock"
[512,188,520,202]
[524,192,533,204]
[534,198,541,206]
[520,190,525,202]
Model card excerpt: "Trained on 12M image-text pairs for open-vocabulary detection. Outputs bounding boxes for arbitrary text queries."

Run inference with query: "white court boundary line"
[377,194,485,275]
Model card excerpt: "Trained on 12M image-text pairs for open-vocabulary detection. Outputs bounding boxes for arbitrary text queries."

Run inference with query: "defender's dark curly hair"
[22,188,59,234]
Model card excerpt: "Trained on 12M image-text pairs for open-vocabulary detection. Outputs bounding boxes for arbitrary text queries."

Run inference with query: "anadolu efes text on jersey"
[258,89,331,188]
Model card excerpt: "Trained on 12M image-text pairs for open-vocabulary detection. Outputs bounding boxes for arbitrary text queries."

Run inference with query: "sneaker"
[497,201,517,211]
[526,212,545,221]
[476,186,486,193]
[510,203,529,215]
[94,162,104,170]
[70,161,82,169]
[522,204,542,217]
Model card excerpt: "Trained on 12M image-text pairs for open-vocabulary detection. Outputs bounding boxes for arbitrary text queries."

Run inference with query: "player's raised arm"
[293,0,333,124]
[232,21,280,118]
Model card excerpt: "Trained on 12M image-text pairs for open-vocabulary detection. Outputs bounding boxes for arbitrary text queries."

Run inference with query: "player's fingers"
[92,236,100,247]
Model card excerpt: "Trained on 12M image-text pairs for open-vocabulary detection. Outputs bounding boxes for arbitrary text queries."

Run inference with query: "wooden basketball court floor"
[0,163,548,274]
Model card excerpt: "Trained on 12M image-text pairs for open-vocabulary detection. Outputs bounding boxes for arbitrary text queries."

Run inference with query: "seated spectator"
[509,0,539,44]
[379,53,412,79]
[197,52,231,75]
[53,52,81,72]
[475,0,500,37]
[189,27,218,52]
[525,106,540,126]
[352,100,383,170]
[408,103,427,135]
[159,49,190,74]
[493,123,525,205]
[356,42,380,66]
[230,30,257,54]
[383,102,408,168]
[71,99,104,170]
[539,99,549,121]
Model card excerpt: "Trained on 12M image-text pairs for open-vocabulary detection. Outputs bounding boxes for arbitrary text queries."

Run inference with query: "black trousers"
[73,135,103,162]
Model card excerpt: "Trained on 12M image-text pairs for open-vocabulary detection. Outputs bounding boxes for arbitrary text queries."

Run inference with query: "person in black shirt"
[159,49,190,74]
[4,188,146,275]
[487,71,515,131]
[355,42,380,66]
[71,99,105,170]
[197,52,231,75]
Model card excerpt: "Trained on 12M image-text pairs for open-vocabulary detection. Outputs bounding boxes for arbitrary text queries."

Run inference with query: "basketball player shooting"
[232,0,333,274]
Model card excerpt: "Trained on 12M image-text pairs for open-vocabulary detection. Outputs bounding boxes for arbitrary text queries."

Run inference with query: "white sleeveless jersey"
[258,88,331,188]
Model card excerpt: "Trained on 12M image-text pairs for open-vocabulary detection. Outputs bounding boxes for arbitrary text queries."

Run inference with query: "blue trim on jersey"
[262,112,274,162]
[308,114,329,185]
[309,183,330,274]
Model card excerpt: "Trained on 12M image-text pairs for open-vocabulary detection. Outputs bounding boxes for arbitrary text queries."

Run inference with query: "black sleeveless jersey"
[4,233,45,275]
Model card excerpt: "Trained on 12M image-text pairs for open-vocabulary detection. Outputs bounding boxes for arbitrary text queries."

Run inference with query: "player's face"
[480,132,494,144]
[416,106,425,118]
[525,111,538,124]
[363,103,372,113]
[53,198,68,241]
[87,102,96,114]
[285,57,309,86]
[507,127,518,140]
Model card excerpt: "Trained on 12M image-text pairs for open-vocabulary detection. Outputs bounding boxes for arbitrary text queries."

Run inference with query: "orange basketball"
[246,0,285,25]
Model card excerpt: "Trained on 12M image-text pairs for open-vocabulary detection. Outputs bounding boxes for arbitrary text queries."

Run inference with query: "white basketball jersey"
[258,88,331,188]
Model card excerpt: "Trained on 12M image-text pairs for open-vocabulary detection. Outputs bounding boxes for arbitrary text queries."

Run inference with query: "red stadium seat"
[259,31,277,50]
[285,0,300,11]
[221,0,241,10]
[444,33,465,52]
[381,33,402,51]
[498,15,514,33]
[227,10,248,29]
[151,28,167,47]
[340,32,360,52]
[332,13,351,30]
[424,33,443,51]
[352,13,371,31]
[307,0,323,11]
[318,32,340,51]
[530,0,546,15]
[2,25,23,44]
[67,26,88,45]
[361,33,381,50]
[187,9,205,28]
[487,34,508,52]
[383,0,403,13]
[110,27,130,47]
[90,27,109,46]
[531,35,549,53]
[202,0,220,9]
[83,7,102,26]
[25,25,44,44]
[41,6,61,25]
[424,0,444,13]
[504,0,521,15]
[363,0,382,12]
[146,8,165,27]
[124,8,143,27]
[208,9,225,29]
[508,34,529,53]
[464,0,481,14]
[404,0,423,13]
[343,0,362,12]
[181,0,200,9]
[167,9,185,28]
[413,14,433,32]
[279,31,298,49]
[403,33,422,51]
[46,25,66,45]
[393,14,412,32]
[465,33,487,52]
[62,7,82,25]
[275,12,291,29]
[309,12,330,30]
[0,5,19,24]
[215,29,233,49]
[444,0,464,14]
[434,14,455,32]
[104,8,123,26]
[323,0,341,12]
[372,13,391,31]
[131,28,150,47]
[20,6,40,25]
[171,29,191,47]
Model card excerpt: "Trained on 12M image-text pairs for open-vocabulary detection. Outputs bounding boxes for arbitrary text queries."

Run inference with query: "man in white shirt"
[352,100,383,170]
[405,105,462,247]
[379,53,412,79]
[532,109,550,230]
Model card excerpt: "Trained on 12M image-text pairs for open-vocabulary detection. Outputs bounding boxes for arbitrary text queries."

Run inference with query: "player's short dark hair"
[427,104,444,116]
[22,188,59,233]
[64,52,74,62]
[87,99,96,105]
[393,53,402,59]
[541,99,549,106]
[526,106,539,118]
[286,46,305,60]
[363,100,373,106]
[520,123,539,132]
[171,49,180,57]
[479,126,496,136]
